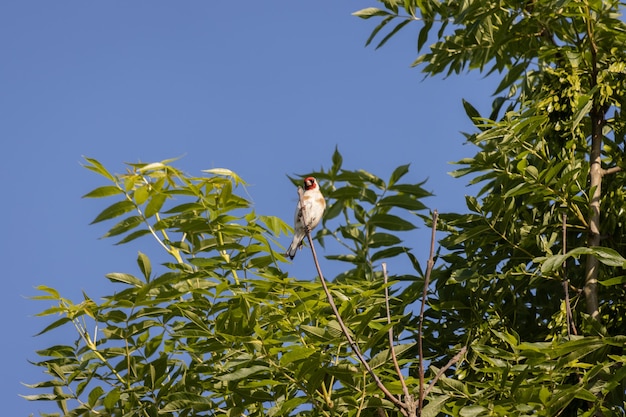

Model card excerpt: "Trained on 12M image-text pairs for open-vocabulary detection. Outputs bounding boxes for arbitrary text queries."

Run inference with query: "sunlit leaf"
[90,200,136,224]
[82,185,122,198]
[106,272,143,287]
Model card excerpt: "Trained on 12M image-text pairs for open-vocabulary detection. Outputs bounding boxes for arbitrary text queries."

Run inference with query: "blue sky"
[2,2,497,415]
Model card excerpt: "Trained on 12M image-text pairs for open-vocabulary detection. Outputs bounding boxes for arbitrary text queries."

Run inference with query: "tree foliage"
[27,0,626,415]
[27,153,434,416]
[354,0,626,415]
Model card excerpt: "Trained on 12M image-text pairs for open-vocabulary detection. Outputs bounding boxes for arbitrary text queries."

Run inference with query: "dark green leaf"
[369,213,416,231]
[368,232,402,248]
[371,246,408,261]
[462,99,481,121]
[364,15,395,47]
[137,251,151,281]
[388,164,410,187]
[217,365,269,382]
[376,18,411,50]
[103,215,143,238]
[377,194,427,210]
[115,228,151,245]
[34,317,72,336]
[388,183,430,197]
[331,146,343,173]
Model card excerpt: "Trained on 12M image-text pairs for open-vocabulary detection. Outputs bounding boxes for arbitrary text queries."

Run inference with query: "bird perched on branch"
[286,176,326,260]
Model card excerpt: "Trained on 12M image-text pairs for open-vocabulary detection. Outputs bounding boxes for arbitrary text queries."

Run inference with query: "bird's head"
[303,177,318,190]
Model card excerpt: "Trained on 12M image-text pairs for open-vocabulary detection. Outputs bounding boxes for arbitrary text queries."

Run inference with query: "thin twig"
[382,262,410,402]
[562,211,578,336]
[297,187,408,416]
[419,210,438,413]
[423,346,467,398]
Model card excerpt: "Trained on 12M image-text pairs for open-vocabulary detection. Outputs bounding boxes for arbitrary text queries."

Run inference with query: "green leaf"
[137,252,151,281]
[364,15,395,47]
[133,185,150,204]
[368,232,402,248]
[352,7,391,19]
[571,94,593,131]
[217,365,269,382]
[422,395,450,417]
[83,157,115,181]
[389,182,430,197]
[417,19,432,52]
[88,385,104,406]
[376,18,411,50]
[164,202,205,214]
[90,200,136,224]
[34,317,72,336]
[115,228,151,245]
[279,346,317,366]
[331,146,343,173]
[103,387,120,410]
[301,325,331,341]
[462,99,481,121]
[599,275,626,286]
[371,246,408,261]
[144,193,167,218]
[494,62,526,95]
[369,213,416,231]
[388,164,410,187]
[106,272,144,287]
[82,185,122,198]
[459,405,488,417]
[377,194,426,210]
[103,215,143,238]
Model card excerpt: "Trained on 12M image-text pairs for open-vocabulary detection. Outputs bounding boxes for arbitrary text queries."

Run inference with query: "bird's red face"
[304,177,317,190]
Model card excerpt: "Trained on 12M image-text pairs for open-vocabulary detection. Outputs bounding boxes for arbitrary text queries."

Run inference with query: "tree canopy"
[27,0,626,415]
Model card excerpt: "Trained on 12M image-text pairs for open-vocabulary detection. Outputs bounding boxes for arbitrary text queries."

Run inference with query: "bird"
[286,176,326,260]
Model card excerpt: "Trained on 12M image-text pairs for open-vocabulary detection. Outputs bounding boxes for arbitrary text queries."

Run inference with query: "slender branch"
[602,166,622,176]
[297,187,408,416]
[423,346,468,397]
[418,210,438,412]
[382,262,410,401]
[562,211,578,337]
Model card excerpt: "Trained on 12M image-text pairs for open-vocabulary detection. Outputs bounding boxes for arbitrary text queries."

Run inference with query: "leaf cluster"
[355,0,626,414]
[27,153,433,417]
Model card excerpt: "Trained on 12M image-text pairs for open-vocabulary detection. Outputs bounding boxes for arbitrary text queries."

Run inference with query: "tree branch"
[418,210,438,413]
[382,262,410,402]
[562,211,578,337]
[602,166,622,176]
[423,346,467,398]
[297,187,409,416]
[583,1,603,321]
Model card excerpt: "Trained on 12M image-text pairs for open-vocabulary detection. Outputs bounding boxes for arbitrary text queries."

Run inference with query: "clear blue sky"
[2,2,497,415]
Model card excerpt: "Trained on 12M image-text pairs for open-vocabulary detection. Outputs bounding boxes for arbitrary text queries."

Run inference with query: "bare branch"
[562,211,578,337]
[418,210,438,412]
[382,262,410,401]
[297,187,409,416]
[602,166,622,176]
[423,346,467,398]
